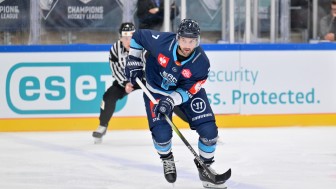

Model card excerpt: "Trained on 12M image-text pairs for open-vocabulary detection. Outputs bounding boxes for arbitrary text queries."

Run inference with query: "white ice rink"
[1,126,336,189]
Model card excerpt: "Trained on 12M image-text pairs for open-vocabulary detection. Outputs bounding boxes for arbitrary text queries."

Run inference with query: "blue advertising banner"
[0,0,30,30]
[41,0,123,31]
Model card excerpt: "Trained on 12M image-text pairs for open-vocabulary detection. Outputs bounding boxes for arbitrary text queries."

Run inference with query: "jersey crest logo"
[181,69,192,78]
[160,71,177,90]
[158,53,170,68]
[152,35,160,39]
[189,79,206,95]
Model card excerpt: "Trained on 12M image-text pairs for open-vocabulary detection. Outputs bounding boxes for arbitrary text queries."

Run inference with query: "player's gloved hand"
[125,56,144,85]
[153,96,174,119]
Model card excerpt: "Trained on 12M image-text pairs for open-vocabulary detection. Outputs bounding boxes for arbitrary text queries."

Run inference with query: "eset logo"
[6,63,127,114]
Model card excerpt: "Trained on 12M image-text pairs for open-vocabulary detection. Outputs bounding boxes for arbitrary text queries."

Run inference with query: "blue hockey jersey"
[130,29,210,105]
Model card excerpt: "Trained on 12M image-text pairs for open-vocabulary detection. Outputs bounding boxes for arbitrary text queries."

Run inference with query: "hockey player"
[92,22,187,144]
[125,19,229,188]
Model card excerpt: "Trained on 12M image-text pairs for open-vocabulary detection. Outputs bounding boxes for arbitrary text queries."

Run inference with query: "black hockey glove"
[125,56,144,85]
[153,96,174,119]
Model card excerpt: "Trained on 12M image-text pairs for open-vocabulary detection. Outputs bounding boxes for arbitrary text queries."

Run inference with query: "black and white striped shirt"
[109,40,129,87]
[109,40,146,87]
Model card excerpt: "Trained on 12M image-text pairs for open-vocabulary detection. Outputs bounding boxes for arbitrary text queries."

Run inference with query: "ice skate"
[195,160,228,189]
[92,125,107,144]
[161,154,177,183]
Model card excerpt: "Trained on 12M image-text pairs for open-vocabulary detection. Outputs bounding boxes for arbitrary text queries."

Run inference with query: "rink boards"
[1,44,336,131]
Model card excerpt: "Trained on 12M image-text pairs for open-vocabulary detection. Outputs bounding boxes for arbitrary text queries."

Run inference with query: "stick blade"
[215,168,231,183]
[194,158,232,184]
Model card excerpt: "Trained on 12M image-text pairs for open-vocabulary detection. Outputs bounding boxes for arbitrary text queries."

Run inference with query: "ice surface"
[0,126,336,189]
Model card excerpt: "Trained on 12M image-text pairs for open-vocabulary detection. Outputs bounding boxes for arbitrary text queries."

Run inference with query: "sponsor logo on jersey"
[191,97,207,113]
[158,53,169,68]
[160,71,177,89]
[189,79,206,95]
[181,69,192,78]
[191,113,213,121]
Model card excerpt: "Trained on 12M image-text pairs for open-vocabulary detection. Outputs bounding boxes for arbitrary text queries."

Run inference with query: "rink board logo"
[6,63,127,114]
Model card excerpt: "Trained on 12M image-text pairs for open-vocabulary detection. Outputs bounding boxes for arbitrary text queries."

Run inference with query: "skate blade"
[94,137,102,144]
[202,181,227,189]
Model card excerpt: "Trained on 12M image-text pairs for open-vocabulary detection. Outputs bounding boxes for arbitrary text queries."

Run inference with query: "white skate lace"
[162,159,176,174]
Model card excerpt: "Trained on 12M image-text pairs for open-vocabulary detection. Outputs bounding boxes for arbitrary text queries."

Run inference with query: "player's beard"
[178,46,193,57]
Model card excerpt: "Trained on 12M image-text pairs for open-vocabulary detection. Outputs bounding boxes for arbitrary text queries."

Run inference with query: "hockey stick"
[135,77,231,183]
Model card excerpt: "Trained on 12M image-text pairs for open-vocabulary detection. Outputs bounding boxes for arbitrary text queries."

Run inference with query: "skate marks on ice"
[1,127,336,189]
[0,131,230,189]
